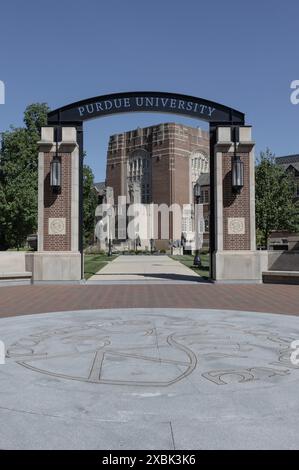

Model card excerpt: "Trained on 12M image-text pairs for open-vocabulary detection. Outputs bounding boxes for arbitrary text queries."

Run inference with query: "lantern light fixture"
[194,182,201,202]
[50,156,61,190]
[193,181,201,267]
[50,127,62,191]
[231,126,244,193]
[232,155,244,193]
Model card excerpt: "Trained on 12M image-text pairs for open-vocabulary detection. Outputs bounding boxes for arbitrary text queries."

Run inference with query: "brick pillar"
[33,127,81,282]
[212,126,267,282]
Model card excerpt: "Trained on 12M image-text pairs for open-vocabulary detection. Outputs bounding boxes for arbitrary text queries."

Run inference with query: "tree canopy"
[0,103,97,250]
[255,148,299,247]
[83,164,98,247]
[0,103,49,249]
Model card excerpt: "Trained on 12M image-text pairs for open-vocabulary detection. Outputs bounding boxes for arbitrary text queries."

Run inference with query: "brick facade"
[43,152,72,251]
[106,123,209,203]
[106,123,210,244]
[222,152,250,250]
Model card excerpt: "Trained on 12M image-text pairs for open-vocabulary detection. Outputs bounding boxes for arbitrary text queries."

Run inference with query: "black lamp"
[232,155,244,193]
[231,126,244,193]
[50,127,61,191]
[193,182,201,267]
[50,156,61,190]
[194,182,201,204]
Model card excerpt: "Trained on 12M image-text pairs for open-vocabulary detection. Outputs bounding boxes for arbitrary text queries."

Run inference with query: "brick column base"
[34,127,81,282]
[212,126,266,282]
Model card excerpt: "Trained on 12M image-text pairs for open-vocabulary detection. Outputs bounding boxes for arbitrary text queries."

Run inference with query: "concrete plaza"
[1,307,299,449]
[0,269,299,450]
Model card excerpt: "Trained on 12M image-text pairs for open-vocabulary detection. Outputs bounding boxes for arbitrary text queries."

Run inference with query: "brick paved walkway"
[0,283,298,318]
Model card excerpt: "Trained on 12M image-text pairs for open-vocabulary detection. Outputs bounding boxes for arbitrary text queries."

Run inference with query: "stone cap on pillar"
[38,127,78,152]
[215,126,254,152]
[237,126,254,151]
[215,127,232,151]
[59,127,78,152]
[38,127,55,151]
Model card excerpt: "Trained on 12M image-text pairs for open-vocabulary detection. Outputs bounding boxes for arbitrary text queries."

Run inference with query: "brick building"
[276,154,299,201]
[96,123,210,251]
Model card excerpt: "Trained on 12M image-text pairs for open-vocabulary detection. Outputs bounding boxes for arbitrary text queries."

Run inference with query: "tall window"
[200,188,210,203]
[191,151,209,184]
[204,217,209,233]
[127,149,152,203]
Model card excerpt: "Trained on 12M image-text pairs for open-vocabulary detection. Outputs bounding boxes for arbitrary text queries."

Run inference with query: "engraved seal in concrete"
[1,309,299,449]
[48,218,66,235]
[3,309,299,389]
[227,217,245,235]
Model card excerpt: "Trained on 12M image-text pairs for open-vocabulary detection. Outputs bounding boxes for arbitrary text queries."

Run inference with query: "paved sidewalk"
[1,307,299,449]
[0,283,299,318]
[88,255,201,282]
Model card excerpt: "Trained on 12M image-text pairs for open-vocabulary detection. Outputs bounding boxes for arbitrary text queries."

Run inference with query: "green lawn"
[169,253,210,279]
[7,247,31,251]
[84,254,118,280]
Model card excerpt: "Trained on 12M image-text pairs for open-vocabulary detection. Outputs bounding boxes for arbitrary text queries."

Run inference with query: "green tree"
[83,164,98,247]
[24,103,49,133]
[255,148,299,247]
[0,103,49,249]
[0,102,98,250]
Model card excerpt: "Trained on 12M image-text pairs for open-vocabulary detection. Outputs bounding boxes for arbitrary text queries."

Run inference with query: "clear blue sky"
[0,0,298,181]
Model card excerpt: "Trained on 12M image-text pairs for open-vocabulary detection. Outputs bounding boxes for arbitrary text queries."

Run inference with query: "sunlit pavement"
[88,255,202,282]
[1,307,299,449]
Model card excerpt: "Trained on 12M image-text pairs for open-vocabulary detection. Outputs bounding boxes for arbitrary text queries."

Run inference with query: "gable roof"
[94,181,106,194]
[276,154,299,172]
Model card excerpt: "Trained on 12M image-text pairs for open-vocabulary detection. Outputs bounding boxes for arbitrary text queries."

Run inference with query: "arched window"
[191,151,209,184]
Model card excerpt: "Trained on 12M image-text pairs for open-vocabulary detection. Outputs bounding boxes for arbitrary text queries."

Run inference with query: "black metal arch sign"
[48,91,244,124]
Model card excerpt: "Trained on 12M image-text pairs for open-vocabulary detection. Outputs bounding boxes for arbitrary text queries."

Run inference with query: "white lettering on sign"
[77,96,216,119]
